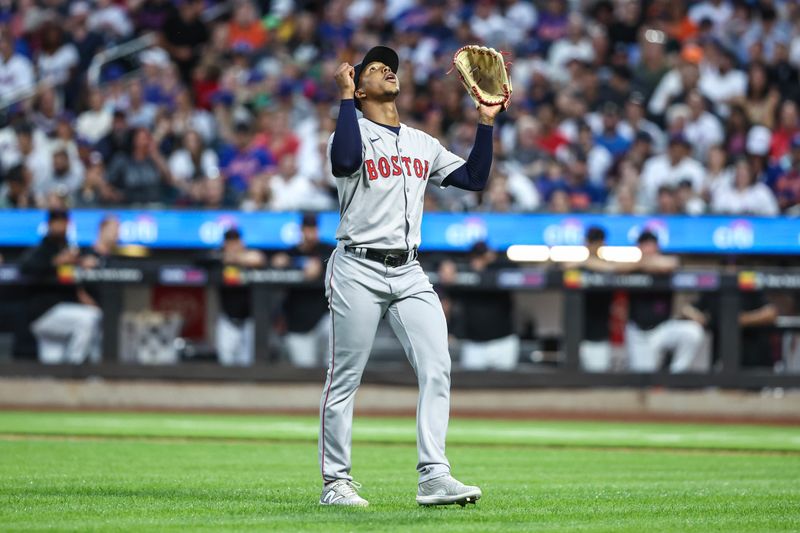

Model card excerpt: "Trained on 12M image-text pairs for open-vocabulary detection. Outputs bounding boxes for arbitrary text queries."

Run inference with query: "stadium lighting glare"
[598,246,642,263]
[549,246,589,262]
[506,245,550,262]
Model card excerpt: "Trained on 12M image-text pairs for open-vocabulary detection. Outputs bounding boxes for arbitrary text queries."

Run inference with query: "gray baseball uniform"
[320,118,465,484]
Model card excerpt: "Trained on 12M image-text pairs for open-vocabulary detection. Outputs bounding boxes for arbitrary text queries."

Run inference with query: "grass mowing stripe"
[3,432,800,458]
[1,436,799,532]
[1,411,799,452]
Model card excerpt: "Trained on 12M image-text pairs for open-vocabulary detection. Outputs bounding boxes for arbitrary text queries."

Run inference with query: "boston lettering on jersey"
[364,156,431,181]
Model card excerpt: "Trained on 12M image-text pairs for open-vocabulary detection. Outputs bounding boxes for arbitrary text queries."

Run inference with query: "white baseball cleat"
[319,479,369,507]
[416,475,482,507]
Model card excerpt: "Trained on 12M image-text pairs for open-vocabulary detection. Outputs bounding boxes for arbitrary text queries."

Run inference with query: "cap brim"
[354,46,399,88]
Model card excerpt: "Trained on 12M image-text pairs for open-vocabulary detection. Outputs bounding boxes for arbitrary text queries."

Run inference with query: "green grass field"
[1,411,799,532]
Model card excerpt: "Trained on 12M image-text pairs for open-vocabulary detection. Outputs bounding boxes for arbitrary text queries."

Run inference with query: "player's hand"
[477,103,503,126]
[303,257,323,280]
[81,255,100,270]
[53,248,79,267]
[271,253,291,269]
[334,62,356,99]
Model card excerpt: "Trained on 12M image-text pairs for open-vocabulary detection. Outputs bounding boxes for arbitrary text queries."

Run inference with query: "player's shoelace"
[333,480,362,498]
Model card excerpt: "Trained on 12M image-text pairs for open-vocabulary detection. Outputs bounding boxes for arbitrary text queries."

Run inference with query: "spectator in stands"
[684,90,724,162]
[1,122,49,186]
[633,25,669,100]
[703,145,732,200]
[594,102,630,159]
[125,81,158,130]
[199,175,230,209]
[215,227,265,366]
[619,92,664,153]
[627,131,655,171]
[547,187,570,213]
[639,134,705,210]
[253,109,300,164]
[161,0,209,84]
[535,0,568,49]
[625,231,705,373]
[597,64,632,109]
[169,88,215,144]
[32,87,61,137]
[88,0,133,40]
[770,100,800,162]
[239,175,269,212]
[654,184,679,215]
[168,130,219,203]
[439,241,518,371]
[34,145,84,207]
[0,29,35,104]
[675,179,706,216]
[723,105,751,158]
[739,5,791,64]
[76,89,112,145]
[37,21,79,91]
[739,62,780,129]
[548,12,594,84]
[535,104,569,156]
[96,110,130,163]
[20,209,101,364]
[563,149,606,211]
[227,0,268,51]
[67,1,105,75]
[75,155,119,207]
[269,154,330,212]
[219,121,275,199]
[106,127,173,205]
[648,47,701,118]
[711,156,779,216]
[132,0,174,33]
[469,0,506,48]
[689,0,733,35]
[606,182,645,215]
[697,41,746,117]
[774,134,800,214]
[479,172,515,212]
[0,164,34,208]
[271,214,334,368]
[567,120,612,187]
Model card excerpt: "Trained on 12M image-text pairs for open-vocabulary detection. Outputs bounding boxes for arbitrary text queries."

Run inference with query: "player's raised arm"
[330,62,363,177]
[440,103,502,191]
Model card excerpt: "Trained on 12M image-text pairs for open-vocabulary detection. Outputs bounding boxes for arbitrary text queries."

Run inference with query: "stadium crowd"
[0,0,800,216]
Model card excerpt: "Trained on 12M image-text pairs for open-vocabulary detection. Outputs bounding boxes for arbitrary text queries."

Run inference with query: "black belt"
[345,246,418,267]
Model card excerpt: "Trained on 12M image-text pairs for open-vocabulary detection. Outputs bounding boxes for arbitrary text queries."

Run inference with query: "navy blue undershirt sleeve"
[442,124,493,191]
[330,99,363,177]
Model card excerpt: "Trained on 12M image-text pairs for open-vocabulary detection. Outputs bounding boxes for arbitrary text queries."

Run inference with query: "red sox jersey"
[327,118,465,250]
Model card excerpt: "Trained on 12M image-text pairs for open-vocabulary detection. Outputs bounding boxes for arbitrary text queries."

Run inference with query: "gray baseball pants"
[319,242,452,484]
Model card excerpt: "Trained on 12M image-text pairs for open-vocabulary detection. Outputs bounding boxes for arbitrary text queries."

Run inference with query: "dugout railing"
[0,263,798,389]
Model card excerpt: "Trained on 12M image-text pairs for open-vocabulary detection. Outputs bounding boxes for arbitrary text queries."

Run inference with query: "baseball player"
[318,46,501,507]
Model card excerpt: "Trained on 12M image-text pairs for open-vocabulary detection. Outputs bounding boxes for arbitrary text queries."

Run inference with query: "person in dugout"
[625,231,705,373]
[20,209,102,364]
[271,213,335,368]
[216,227,266,366]
[681,272,778,370]
[574,226,624,373]
[437,241,519,371]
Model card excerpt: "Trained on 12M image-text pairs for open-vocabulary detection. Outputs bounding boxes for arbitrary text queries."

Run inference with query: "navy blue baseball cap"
[353,46,399,108]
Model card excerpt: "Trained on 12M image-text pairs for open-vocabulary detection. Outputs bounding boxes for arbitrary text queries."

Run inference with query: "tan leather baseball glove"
[451,45,513,110]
